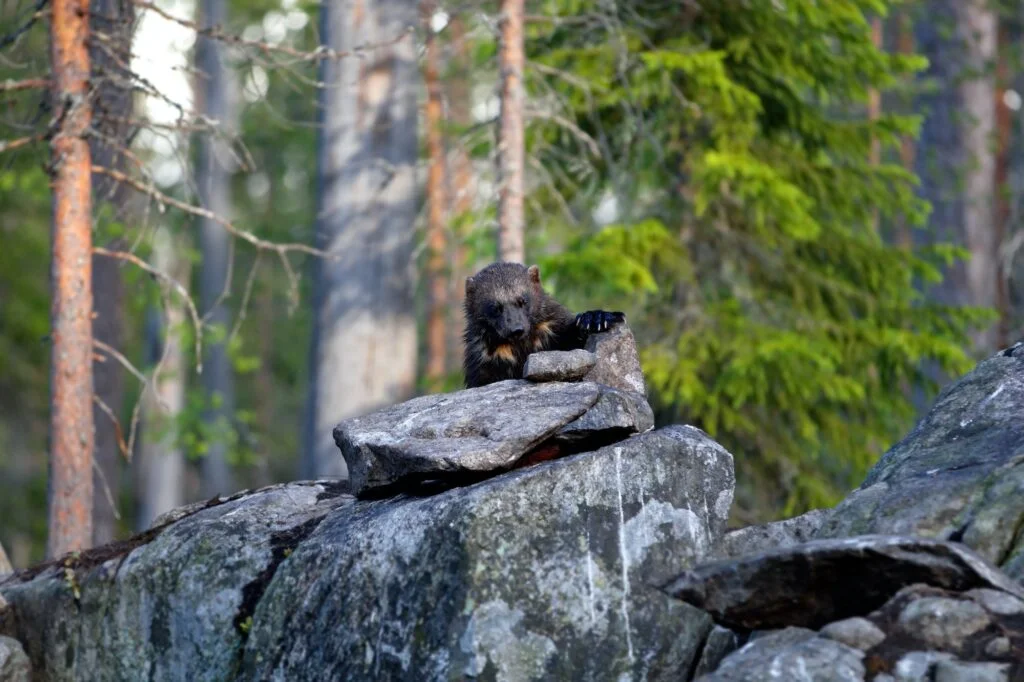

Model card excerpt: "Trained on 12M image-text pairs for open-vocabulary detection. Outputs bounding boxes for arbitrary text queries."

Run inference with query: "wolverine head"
[465,262,544,346]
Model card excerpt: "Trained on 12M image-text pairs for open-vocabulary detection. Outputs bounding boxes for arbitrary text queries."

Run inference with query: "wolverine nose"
[509,327,525,339]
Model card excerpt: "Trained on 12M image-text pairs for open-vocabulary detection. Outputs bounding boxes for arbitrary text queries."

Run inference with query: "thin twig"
[131,0,412,63]
[93,394,129,459]
[0,78,49,93]
[93,245,203,374]
[91,165,323,257]
[0,135,44,153]
[90,443,123,521]
[229,252,261,342]
[94,339,149,387]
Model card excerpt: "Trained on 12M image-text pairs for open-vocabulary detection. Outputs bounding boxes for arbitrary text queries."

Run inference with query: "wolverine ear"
[527,265,541,284]
[465,275,476,297]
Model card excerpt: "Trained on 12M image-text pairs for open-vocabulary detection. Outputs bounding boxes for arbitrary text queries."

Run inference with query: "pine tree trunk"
[136,228,188,530]
[497,0,525,263]
[304,0,419,479]
[89,0,133,545]
[47,0,95,558]
[196,0,235,497]
[955,1,999,354]
[423,0,447,389]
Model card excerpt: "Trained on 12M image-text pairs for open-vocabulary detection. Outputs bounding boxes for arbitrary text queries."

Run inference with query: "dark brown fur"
[462,262,624,388]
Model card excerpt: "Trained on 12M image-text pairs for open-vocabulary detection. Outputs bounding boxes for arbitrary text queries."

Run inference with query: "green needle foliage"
[517,0,991,520]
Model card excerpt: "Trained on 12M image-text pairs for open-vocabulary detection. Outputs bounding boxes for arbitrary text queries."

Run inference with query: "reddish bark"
[423,0,447,387]
[497,0,526,263]
[48,0,95,557]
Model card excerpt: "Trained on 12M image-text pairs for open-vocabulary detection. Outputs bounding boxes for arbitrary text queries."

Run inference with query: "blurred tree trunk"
[423,0,447,390]
[447,13,474,371]
[994,22,1011,349]
[195,0,235,497]
[497,0,525,262]
[304,0,419,479]
[89,0,134,545]
[135,228,188,531]
[954,1,998,354]
[896,10,915,249]
[47,0,95,558]
[867,15,882,233]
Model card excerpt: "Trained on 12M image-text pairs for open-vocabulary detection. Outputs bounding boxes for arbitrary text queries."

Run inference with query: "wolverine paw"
[574,310,626,334]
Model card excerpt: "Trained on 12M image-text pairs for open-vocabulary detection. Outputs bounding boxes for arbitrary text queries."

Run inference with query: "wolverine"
[463,261,626,388]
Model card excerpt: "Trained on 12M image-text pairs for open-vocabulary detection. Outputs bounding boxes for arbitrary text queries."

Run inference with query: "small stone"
[582,323,647,395]
[933,660,1009,682]
[697,628,865,681]
[819,617,886,651]
[0,636,31,682]
[984,637,1011,657]
[897,597,990,651]
[964,588,1024,615]
[691,626,741,678]
[522,349,596,382]
[893,651,955,682]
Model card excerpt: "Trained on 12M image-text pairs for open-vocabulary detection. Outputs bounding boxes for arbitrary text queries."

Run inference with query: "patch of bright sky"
[130,0,309,187]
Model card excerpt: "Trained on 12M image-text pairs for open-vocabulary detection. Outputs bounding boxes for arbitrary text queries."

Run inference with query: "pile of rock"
[335,323,654,496]
[5,328,1024,681]
[659,343,1024,681]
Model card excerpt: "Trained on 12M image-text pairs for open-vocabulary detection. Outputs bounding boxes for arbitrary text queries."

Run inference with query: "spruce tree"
[516,0,990,519]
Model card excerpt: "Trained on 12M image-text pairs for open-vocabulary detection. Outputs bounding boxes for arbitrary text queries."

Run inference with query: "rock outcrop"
[669,345,1024,681]
[817,345,1024,581]
[6,331,1024,681]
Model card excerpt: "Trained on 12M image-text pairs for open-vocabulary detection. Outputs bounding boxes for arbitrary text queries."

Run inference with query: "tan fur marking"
[533,320,554,350]
[493,344,517,362]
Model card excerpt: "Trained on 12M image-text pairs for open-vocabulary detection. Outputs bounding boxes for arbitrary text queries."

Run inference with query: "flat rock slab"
[335,380,600,495]
[662,535,1024,631]
[715,508,830,560]
[523,349,596,382]
[583,323,647,395]
[816,347,1024,583]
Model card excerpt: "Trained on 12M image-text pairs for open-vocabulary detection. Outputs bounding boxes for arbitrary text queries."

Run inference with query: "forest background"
[0,0,1015,567]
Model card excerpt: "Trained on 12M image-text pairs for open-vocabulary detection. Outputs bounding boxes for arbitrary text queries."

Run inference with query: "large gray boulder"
[0,481,348,682]
[816,346,1024,582]
[243,426,734,680]
[583,323,647,396]
[1,426,735,681]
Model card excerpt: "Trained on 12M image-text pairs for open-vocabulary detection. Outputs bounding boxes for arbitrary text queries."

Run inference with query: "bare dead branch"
[94,338,149,388]
[93,245,203,374]
[91,452,122,520]
[90,164,323,257]
[0,135,44,153]
[228,252,261,343]
[92,393,129,460]
[130,0,412,64]
[0,77,50,93]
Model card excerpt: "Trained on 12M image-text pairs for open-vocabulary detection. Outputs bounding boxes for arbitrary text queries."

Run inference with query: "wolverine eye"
[486,302,502,317]
[516,296,527,307]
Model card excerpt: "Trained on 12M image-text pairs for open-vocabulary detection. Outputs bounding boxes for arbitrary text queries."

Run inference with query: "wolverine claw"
[574,310,626,334]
